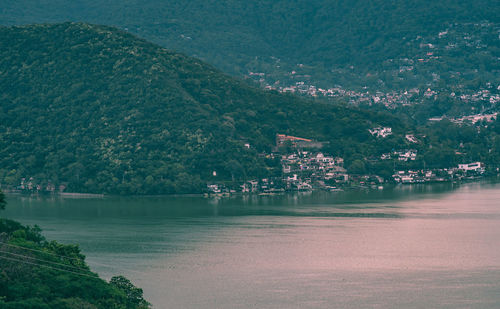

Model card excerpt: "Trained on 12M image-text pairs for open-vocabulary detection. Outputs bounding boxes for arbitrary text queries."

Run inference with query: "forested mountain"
[1,0,497,72]
[0,23,406,194]
[1,0,498,117]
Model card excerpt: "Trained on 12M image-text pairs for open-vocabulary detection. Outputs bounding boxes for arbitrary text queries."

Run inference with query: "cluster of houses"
[393,170,447,184]
[206,150,348,195]
[207,152,488,196]
[247,22,499,117]
[281,151,348,191]
[14,177,65,194]
[256,72,499,114]
[260,80,425,109]
[206,132,492,196]
[207,134,349,195]
[380,150,418,162]
[450,112,497,125]
[429,112,498,125]
[393,162,485,184]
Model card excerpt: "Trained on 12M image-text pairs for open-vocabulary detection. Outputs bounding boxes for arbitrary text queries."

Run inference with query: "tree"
[348,159,367,175]
[0,189,5,210]
[109,276,150,309]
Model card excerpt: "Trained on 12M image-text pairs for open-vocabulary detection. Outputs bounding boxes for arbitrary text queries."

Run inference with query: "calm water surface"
[3,181,500,308]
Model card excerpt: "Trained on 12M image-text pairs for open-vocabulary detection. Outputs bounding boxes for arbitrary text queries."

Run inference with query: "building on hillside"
[451,113,498,125]
[369,127,392,138]
[458,162,485,173]
[405,134,419,143]
[276,134,324,149]
[396,150,417,161]
[207,184,221,194]
[276,134,311,146]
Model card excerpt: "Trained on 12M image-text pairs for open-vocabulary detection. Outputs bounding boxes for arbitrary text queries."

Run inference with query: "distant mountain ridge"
[1,0,497,71]
[1,0,498,118]
[0,23,401,194]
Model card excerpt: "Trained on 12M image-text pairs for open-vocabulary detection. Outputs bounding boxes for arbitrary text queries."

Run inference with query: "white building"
[458,162,485,173]
[369,127,393,138]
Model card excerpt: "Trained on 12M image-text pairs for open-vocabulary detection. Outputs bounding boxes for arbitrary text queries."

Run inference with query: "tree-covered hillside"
[1,0,497,71]
[0,23,404,194]
[1,1,498,118]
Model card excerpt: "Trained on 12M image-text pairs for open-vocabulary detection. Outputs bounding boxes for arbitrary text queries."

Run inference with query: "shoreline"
[3,175,499,199]
[59,192,105,198]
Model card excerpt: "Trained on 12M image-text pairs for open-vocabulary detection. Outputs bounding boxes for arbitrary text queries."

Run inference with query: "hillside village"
[2,22,498,197]
[265,84,500,117]
[205,133,490,196]
[247,22,500,120]
[9,129,492,196]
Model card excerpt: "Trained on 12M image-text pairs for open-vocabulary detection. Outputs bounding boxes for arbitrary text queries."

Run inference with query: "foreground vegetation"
[0,190,149,308]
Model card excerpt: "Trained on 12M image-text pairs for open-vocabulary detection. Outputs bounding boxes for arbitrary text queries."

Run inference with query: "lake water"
[3,181,500,308]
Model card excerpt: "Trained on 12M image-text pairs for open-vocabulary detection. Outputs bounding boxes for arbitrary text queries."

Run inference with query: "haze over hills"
[1,0,499,118]
[0,23,407,194]
[1,1,497,70]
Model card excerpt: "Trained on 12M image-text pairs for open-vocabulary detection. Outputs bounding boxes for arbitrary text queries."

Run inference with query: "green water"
[3,181,500,308]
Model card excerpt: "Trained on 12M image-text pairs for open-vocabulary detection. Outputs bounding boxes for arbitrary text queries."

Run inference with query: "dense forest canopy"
[0,22,499,195]
[0,0,497,67]
[0,0,498,89]
[0,23,405,194]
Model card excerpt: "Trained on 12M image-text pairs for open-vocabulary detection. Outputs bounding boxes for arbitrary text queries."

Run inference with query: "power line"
[0,255,100,279]
[0,242,82,261]
[0,242,149,276]
[0,249,88,272]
